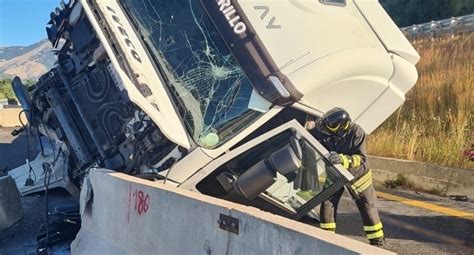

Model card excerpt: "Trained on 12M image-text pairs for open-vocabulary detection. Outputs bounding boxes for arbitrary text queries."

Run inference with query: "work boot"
[369,237,385,248]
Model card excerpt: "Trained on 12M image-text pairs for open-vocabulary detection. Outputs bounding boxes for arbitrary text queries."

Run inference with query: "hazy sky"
[0,0,59,46]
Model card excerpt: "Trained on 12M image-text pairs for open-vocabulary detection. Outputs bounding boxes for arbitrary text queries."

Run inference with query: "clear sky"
[0,0,60,46]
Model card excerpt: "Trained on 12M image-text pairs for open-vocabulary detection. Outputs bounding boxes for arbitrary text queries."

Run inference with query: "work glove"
[327,151,351,169]
[327,151,342,165]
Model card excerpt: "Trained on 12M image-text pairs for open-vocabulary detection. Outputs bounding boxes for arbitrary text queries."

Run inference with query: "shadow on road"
[0,188,75,254]
[0,128,39,174]
[337,211,474,247]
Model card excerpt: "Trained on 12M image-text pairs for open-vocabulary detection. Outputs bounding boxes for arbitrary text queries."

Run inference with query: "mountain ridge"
[0,39,49,61]
[0,39,55,81]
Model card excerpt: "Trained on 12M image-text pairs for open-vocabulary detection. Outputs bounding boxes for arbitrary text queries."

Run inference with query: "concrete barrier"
[0,175,23,230]
[72,169,392,255]
[0,108,27,127]
[369,156,474,198]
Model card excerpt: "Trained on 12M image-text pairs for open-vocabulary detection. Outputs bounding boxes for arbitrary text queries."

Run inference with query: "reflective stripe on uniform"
[339,154,350,169]
[351,155,362,168]
[320,222,336,229]
[351,170,372,192]
[352,170,372,188]
[356,178,373,193]
[364,222,383,232]
[366,229,384,239]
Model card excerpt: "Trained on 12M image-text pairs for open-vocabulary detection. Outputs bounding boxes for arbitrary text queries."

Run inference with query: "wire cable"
[163,160,178,185]
[43,163,52,252]
[19,110,37,182]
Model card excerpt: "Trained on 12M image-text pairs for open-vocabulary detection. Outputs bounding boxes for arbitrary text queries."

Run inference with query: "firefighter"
[309,107,385,247]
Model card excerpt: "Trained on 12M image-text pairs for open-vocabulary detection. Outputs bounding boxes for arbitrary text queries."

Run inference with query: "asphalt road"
[336,187,474,254]
[0,190,74,255]
[1,128,473,254]
[0,127,34,173]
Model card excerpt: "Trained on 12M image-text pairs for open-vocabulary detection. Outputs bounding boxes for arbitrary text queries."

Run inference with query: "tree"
[0,79,15,99]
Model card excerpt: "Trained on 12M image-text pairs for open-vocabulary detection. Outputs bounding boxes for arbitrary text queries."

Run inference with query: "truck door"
[183,120,354,220]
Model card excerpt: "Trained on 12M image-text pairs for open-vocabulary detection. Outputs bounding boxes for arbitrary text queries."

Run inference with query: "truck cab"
[12,0,419,220]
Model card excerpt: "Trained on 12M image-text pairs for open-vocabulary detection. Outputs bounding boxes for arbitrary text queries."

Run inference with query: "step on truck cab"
[12,0,419,220]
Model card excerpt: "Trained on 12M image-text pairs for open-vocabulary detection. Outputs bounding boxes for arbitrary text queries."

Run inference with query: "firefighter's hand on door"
[327,151,342,165]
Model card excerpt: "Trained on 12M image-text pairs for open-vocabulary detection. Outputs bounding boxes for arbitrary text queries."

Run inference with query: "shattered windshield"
[119,0,271,149]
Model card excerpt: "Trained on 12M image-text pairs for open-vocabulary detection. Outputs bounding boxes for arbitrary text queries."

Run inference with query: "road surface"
[337,187,474,254]
[1,128,473,254]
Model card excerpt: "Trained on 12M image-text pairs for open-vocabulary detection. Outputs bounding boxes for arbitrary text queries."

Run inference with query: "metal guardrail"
[401,14,474,39]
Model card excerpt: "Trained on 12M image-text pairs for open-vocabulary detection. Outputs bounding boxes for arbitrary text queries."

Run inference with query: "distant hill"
[0,39,55,81]
[0,40,47,60]
[381,0,474,27]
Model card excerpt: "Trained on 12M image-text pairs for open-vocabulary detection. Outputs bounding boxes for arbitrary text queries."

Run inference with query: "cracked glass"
[120,0,271,149]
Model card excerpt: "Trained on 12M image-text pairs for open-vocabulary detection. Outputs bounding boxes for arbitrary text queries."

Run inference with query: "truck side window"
[199,130,342,214]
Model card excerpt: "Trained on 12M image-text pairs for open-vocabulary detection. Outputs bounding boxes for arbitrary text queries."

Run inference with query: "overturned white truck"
[12,0,419,220]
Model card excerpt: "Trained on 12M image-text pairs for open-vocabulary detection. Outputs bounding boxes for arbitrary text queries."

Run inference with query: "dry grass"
[367,33,473,170]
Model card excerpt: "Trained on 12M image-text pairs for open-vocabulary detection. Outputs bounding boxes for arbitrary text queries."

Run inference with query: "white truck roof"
[239,0,420,133]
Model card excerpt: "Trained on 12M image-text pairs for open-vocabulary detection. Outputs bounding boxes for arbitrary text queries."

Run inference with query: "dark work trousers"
[319,173,384,245]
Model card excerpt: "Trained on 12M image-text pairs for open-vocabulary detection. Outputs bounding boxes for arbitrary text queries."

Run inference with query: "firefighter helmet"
[320,107,352,138]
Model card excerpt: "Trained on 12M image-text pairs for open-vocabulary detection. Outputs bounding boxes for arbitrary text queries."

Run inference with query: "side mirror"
[268,137,302,175]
